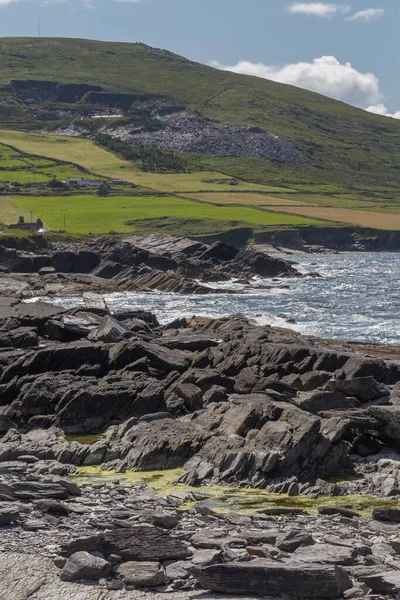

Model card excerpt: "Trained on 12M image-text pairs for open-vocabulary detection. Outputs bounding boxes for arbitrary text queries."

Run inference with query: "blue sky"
[0,0,398,116]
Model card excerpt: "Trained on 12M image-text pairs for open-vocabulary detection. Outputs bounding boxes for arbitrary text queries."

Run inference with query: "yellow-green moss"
[72,467,400,517]
[64,434,105,445]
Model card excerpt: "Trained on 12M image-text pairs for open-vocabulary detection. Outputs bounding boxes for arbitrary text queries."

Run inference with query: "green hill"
[0,37,399,198]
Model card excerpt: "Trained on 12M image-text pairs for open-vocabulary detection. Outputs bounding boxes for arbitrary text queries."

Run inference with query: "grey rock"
[23,519,48,531]
[328,376,389,402]
[60,551,111,582]
[293,543,356,566]
[61,526,191,562]
[114,561,166,587]
[318,506,361,519]
[152,512,179,529]
[275,530,314,552]
[0,480,70,501]
[362,570,400,593]
[193,560,352,598]
[373,508,400,523]
[0,506,19,525]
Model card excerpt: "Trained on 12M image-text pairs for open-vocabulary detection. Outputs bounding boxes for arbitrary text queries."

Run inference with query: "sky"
[0,0,398,117]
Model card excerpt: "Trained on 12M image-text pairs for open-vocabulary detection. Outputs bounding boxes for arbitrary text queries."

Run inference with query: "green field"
[0,139,103,187]
[0,196,33,224]
[14,194,323,234]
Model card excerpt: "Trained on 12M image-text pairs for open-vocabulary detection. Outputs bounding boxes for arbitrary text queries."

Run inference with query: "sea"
[38,253,400,346]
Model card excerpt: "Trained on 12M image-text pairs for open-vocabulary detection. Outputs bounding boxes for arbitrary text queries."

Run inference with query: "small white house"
[66,178,103,187]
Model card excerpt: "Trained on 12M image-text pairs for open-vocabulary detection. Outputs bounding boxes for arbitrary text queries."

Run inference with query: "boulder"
[362,571,400,594]
[327,376,389,402]
[1,342,109,384]
[60,551,111,582]
[372,508,400,523]
[175,383,203,411]
[55,378,166,433]
[109,339,191,373]
[294,391,359,414]
[275,530,314,552]
[0,328,39,349]
[369,406,400,442]
[35,499,70,516]
[0,507,19,525]
[151,513,179,529]
[109,419,208,471]
[89,315,132,343]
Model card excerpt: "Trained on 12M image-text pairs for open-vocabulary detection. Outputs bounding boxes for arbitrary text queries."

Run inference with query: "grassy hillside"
[0,37,400,193]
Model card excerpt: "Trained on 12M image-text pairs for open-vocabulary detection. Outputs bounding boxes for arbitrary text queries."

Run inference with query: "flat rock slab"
[292,542,356,565]
[193,560,352,598]
[0,552,269,600]
[0,481,69,501]
[61,526,191,562]
[362,570,400,594]
[114,561,166,586]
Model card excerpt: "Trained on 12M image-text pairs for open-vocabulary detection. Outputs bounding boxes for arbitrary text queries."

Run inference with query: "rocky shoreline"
[0,234,400,599]
[0,232,301,300]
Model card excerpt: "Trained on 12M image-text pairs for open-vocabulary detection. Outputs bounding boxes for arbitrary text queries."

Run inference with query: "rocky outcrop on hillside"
[102,112,307,165]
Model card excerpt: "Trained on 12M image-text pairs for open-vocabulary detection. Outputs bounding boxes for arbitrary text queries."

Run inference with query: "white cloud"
[213,56,381,106]
[366,104,400,119]
[346,7,384,21]
[213,56,400,119]
[287,3,351,17]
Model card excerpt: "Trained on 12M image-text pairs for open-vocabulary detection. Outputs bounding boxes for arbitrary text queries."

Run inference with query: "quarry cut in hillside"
[100,112,307,165]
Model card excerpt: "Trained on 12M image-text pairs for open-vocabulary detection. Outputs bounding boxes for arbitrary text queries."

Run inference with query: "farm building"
[66,178,103,187]
[9,216,44,231]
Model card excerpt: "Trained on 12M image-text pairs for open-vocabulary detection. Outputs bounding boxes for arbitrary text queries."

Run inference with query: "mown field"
[0,139,102,186]
[183,192,308,207]
[15,195,322,234]
[0,195,32,224]
[270,206,400,231]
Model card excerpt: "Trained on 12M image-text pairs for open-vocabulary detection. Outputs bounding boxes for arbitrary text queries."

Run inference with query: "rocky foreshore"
[0,232,301,299]
[1,234,400,598]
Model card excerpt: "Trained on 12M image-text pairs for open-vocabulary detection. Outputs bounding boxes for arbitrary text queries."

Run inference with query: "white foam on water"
[27,252,400,345]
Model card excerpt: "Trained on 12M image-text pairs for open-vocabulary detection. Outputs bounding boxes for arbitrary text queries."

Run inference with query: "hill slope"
[0,37,400,193]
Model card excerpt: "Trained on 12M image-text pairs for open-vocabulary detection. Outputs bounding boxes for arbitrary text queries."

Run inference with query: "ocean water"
[40,253,400,346]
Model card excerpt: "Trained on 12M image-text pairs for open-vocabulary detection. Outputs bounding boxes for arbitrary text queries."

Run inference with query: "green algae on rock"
[72,467,399,517]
